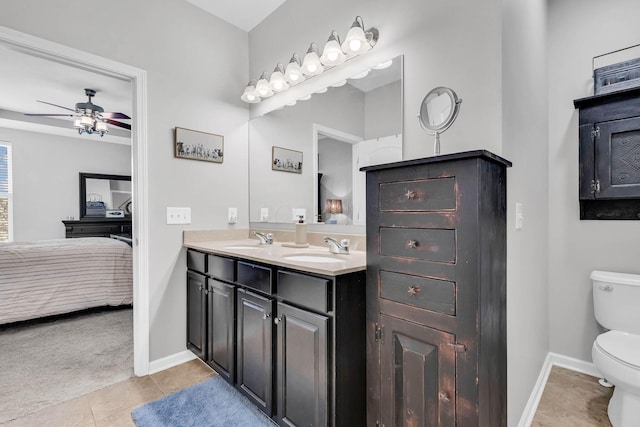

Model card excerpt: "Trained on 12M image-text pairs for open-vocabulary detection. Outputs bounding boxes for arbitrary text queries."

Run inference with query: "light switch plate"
[515,203,523,230]
[167,207,191,225]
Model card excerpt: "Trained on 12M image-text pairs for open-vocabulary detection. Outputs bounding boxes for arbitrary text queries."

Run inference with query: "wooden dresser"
[62,218,132,239]
[363,150,511,426]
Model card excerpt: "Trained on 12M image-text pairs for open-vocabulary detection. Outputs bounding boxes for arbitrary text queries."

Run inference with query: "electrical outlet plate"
[167,207,191,224]
[515,203,523,230]
[261,208,269,222]
[228,207,238,224]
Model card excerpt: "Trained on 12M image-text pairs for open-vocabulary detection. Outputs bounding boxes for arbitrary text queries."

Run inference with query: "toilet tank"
[592,270,640,334]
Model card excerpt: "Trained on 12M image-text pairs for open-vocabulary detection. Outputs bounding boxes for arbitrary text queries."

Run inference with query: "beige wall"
[547,0,640,361]
[0,0,250,361]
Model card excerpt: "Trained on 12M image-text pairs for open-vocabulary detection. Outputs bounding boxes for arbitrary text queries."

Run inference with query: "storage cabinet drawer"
[277,270,330,313]
[380,227,456,263]
[379,270,455,315]
[207,254,235,282]
[379,177,455,212]
[187,250,206,273]
[237,261,273,294]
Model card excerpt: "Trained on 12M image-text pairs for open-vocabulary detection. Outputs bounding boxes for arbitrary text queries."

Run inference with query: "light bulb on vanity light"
[241,80,260,103]
[301,43,324,76]
[320,30,346,66]
[341,16,378,57]
[255,72,274,98]
[269,63,289,93]
[284,53,305,85]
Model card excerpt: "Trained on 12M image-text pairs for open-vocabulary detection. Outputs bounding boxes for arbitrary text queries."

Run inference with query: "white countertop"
[184,239,366,277]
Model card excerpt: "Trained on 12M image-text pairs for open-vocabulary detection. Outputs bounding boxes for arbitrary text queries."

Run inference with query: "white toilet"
[591,270,640,427]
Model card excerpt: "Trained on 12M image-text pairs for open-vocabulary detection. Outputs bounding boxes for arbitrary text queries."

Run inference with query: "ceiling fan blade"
[101,112,131,119]
[36,100,76,112]
[24,113,74,117]
[105,118,131,130]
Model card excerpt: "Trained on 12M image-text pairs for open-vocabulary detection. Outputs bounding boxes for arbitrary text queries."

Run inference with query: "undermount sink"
[282,253,346,263]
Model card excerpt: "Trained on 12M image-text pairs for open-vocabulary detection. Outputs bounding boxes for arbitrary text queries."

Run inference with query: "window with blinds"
[0,144,12,242]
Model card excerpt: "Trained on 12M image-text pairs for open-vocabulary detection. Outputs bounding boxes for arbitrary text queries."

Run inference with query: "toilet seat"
[595,330,640,369]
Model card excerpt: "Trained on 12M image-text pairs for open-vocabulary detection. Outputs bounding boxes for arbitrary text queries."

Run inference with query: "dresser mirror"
[79,172,132,219]
[249,55,403,228]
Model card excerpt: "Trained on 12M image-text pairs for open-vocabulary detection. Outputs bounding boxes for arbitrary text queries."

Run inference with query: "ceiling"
[185,0,286,32]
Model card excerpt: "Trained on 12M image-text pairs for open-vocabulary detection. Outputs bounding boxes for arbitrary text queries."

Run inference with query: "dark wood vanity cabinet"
[186,251,236,381]
[186,248,366,427]
[363,150,511,427]
[574,87,640,219]
[237,288,274,415]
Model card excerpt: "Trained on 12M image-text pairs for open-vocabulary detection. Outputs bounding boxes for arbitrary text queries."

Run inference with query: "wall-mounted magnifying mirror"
[418,86,462,155]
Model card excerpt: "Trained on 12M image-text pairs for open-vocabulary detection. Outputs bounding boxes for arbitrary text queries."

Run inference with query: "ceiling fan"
[24,88,131,137]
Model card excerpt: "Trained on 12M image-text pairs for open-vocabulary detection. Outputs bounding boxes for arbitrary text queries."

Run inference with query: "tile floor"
[5,360,614,426]
[4,359,215,427]
[532,366,613,426]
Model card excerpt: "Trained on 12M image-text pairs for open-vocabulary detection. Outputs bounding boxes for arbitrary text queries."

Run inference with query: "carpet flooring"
[0,307,133,423]
[132,376,276,427]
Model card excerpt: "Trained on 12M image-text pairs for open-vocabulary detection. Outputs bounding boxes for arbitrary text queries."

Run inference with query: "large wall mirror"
[79,172,132,219]
[249,55,403,228]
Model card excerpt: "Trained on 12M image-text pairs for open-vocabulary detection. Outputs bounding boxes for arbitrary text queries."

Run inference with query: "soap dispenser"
[295,215,307,245]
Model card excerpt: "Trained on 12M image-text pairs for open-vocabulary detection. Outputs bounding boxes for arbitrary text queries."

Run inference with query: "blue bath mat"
[131,376,276,427]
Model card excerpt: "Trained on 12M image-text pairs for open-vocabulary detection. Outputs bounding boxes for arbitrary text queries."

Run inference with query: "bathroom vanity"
[363,150,511,426]
[184,240,366,427]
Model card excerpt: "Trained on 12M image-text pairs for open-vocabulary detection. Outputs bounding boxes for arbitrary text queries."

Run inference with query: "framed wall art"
[175,127,224,163]
[272,146,303,173]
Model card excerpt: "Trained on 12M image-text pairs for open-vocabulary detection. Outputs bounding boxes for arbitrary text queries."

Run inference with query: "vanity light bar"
[241,16,378,104]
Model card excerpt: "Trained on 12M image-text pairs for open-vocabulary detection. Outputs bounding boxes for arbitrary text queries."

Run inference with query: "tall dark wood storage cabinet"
[363,150,511,427]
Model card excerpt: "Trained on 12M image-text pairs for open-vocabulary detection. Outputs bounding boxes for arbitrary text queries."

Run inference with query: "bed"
[0,237,133,325]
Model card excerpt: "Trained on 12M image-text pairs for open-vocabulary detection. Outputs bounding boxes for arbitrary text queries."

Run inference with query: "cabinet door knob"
[405,190,418,200]
[408,285,421,296]
[438,392,450,402]
[407,240,418,249]
[263,313,271,320]
[274,317,281,325]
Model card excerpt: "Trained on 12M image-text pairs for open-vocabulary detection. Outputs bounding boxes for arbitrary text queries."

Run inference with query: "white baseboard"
[517,352,601,427]
[148,349,197,375]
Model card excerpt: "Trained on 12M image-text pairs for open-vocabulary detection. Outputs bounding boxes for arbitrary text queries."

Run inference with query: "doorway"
[0,25,149,375]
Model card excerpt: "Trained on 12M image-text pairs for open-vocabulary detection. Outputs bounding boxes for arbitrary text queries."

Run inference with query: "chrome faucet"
[253,231,274,245]
[323,237,350,254]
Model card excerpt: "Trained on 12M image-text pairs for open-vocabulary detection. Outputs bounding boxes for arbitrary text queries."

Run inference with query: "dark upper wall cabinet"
[574,87,640,219]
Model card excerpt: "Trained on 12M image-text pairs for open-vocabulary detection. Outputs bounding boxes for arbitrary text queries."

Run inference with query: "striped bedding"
[0,237,133,325]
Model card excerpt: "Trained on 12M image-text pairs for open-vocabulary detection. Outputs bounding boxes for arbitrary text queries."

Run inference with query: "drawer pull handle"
[438,392,450,402]
[407,240,418,249]
[405,190,418,200]
[408,285,421,296]
[263,313,271,320]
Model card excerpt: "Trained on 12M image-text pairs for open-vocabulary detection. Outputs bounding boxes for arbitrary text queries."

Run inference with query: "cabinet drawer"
[379,177,455,212]
[187,250,206,273]
[379,270,455,315]
[237,261,273,294]
[277,270,330,313]
[207,254,235,282]
[380,227,456,263]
